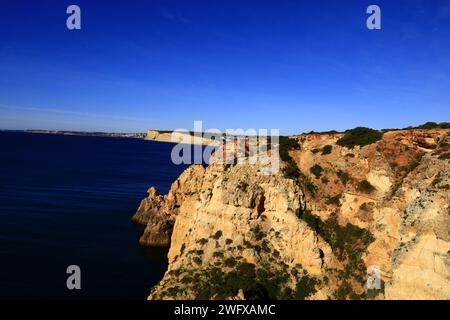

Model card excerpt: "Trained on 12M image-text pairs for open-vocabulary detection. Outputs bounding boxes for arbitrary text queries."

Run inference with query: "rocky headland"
[133,125,450,300]
[145,130,221,146]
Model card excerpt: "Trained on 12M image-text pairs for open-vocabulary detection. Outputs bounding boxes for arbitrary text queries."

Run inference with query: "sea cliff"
[145,130,221,146]
[133,128,450,300]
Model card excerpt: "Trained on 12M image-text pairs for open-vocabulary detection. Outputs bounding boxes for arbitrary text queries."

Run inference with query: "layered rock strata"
[133,129,450,300]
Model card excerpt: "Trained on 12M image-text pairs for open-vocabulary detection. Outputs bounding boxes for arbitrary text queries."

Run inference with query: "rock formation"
[133,128,450,300]
[146,130,221,146]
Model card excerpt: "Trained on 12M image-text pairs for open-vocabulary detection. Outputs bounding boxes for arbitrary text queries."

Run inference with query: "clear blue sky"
[0,0,449,134]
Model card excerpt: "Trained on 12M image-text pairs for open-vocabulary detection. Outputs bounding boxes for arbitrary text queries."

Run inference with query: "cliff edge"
[133,128,450,300]
[145,130,221,146]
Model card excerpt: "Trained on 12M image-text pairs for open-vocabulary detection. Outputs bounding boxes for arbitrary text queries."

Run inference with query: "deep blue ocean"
[0,132,189,299]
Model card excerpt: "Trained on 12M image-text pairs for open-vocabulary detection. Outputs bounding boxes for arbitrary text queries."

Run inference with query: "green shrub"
[307,130,339,135]
[321,176,329,184]
[299,211,375,296]
[299,210,319,229]
[439,142,450,150]
[359,202,373,212]
[358,180,376,193]
[278,136,301,180]
[279,136,300,162]
[283,160,300,179]
[326,194,341,206]
[178,258,319,300]
[261,240,271,253]
[294,275,317,300]
[321,145,333,155]
[252,225,265,241]
[413,122,450,129]
[243,240,253,248]
[167,286,182,296]
[345,153,355,158]
[224,257,237,268]
[335,281,352,300]
[311,148,320,154]
[180,276,192,284]
[237,262,256,277]
[307,182,317,195]
[213,230,223,240]
[422,121,439,129]
[237,181,249,191]
[310,164,323,179]
[337,170,351,185]
[298,171,317,196]
[337,127,383,148]
[199,261,290,299]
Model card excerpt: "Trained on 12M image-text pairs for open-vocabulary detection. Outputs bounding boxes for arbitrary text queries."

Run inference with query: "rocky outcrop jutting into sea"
[133,128,450,300]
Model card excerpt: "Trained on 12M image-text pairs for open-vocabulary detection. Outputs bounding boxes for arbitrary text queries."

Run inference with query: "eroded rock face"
[132,166,207,246]
[384,153,450,299]
[134,129,450,300]
[289,129,450,300]
[136,157,334,299]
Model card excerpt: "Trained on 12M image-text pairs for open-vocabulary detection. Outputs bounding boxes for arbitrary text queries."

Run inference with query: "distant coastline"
[19,130,147,139]
[1,129,220,145]
[5,121,449,145]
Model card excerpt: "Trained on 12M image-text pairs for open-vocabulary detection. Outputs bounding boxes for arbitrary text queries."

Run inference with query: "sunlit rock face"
[134,128,450,300]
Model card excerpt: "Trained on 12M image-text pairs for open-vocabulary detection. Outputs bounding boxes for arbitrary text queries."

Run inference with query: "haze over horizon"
[1,0,449,135]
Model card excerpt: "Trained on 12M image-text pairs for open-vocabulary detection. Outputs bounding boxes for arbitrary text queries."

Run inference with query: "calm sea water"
[0,132,190,299]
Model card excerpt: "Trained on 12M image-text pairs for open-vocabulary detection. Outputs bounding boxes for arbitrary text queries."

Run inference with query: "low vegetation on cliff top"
[336,127,383,148]
[304,122,450,135]
[402,121,450,130]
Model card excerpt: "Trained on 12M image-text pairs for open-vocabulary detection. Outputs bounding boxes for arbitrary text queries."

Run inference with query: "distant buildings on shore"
[23,130,147,139]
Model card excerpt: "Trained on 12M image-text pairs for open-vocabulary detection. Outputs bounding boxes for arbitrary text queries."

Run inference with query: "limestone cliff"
[133,128,450,300]
[145,130,221,146]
